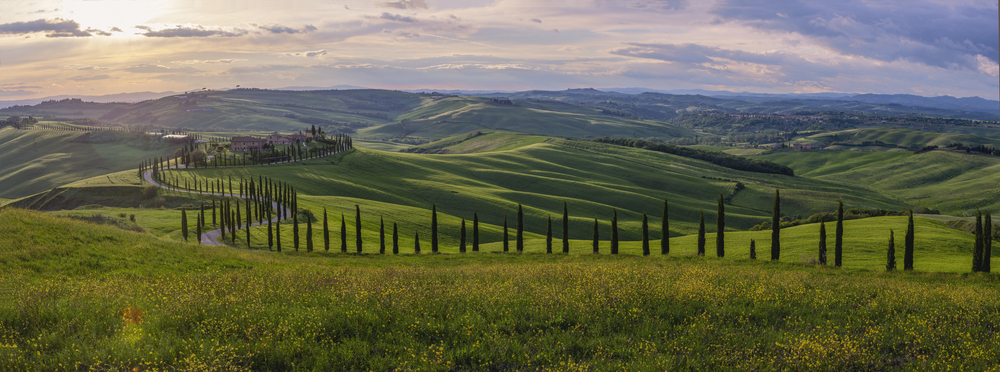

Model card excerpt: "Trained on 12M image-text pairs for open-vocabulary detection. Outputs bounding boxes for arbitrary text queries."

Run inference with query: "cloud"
[256,24,317,34]
[284,49,329,58]
[68,74,114,81]
[378,0,427,10]
[531,19,542,23]
[610,43,787,65]
[122,64,200,73]
[76,66,107,71]
[0,18,97,38]
[709,0,999,73]
[0,89,38,97]
[396,31,421,38]
[173,59,245,65]
[628,0,690,11]
[306,49,327,57]
[85,28,112,36]
[137,24,249,37]
[110,27,123,32]
[379,13,417,23]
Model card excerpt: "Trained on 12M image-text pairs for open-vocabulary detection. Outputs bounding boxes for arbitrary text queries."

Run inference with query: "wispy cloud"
[378,0,427,10]
[378,13,417,23]
[0,18,97,38]
[137,24,249,38]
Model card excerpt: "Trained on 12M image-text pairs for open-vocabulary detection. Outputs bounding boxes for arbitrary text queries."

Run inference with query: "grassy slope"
[103,90,428,131]
[802,128,1000,148]
[0,126,179,199]
[158,135,904,255]
[1,208,997,371]
[757,150,1000,215]
[360,97,698,140]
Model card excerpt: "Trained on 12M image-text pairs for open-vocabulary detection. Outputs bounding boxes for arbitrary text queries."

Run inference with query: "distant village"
[148,131,314,152]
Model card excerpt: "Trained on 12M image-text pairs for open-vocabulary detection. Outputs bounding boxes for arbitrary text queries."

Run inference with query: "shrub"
[143,186,159,199]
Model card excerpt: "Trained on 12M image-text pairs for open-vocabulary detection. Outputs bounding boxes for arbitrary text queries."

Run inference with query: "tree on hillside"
[904,210,914,271]
[323,208,330,252]
[414,232,421,254]
[818,221,827,265]
[431,204,438,254]
[293,208,299,251]
[356,205,362,253]
[836,201,844,267]
[611,209,619,255]
[276,219,282,252]
[267,209,273,250]
[200,203,206,229]
[306,214,313,252]
[392,222,399,254]
[473,212,480,252]
[181,209,189,241]
[460,218,467,253]
[340,213,347,253]
[212,200,217,225]
[642,213,650,256]
[973,211,983,272]
[546,216,553,254]
[517,204,524,253]
[717,192,725,258]
[886,229,896,271]
[985,212,992,273]
[195,214,201,244]
[503,215,509,253]
[380,217,386,254]
[698,210,706,256]
[593,218,599,254]
[662,198,669,255]
[750,239,756,260]
[562,201,569,254]
[772,189,781,261]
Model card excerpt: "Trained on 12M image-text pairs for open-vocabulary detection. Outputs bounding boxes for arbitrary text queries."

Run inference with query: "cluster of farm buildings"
[230,133,313,151]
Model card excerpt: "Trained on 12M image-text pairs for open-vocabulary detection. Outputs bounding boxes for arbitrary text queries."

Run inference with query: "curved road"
[143,149,342,246]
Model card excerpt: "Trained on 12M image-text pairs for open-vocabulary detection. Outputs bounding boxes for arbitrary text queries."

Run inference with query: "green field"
[801,128,1000,148]
[1,208,997,371]
[755,150,1000,215]
[360,97,698,141]
[0,126,181,199]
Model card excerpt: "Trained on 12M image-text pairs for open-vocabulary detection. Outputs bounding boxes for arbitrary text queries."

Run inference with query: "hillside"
[359,97,698,140]
[755,150,1000,215]
[0,125,181,199]
[800,128,1000,149]
[143,136,906,255]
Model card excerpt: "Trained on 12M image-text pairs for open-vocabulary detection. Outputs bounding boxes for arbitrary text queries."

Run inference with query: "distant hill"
[0,91,177,109]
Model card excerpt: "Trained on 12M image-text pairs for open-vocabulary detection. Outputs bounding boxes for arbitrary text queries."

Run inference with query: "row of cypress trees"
[178,183,992,273]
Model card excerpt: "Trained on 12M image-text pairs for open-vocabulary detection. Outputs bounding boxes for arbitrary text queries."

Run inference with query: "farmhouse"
[230,136,266,151]
[266,133,311,145]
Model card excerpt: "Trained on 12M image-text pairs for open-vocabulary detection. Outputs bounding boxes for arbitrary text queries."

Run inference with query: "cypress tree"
[985,212,992,273]
[818,221,827,265]
[642,212,650,256]
[973,211,983,272]
[195,214,201,244]
[356,205,362,253]
[460,218,467,253]
[886,229,896,271]
[414,232,421,254]
[516,204,524,253]
[220,202,226,241]
[392,222,399,254]
[181,209,189,241]
[610,209,619,254]
[750,239,756,260]
[306,214,313,252]
[835,201,844,267]
[473,212,480,252]
[267,209,273,250]
[904,209,914,271]
[431,204,438,254]
[234,203,241,244]
[662,197,669,255]
[246,213,251,248]
[212,200,217,225]
[503,215,509,253]
[323,208,330,252]
[293,208,299,251]
[380,217,386,254]
[717,193,725,257]
[546,216,552,254]
[562,201,569,254]
[200,203,206,228]
[771,189,781,261]
[340,214,347,253]
[592,218,599,254]
[697,210,706,256]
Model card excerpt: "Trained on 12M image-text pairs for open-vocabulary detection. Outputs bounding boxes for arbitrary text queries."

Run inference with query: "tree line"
[592,137,795,176]
[178,186,992,273]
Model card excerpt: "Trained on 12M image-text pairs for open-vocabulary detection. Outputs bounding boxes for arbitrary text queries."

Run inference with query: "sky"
[1,0,997,100]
